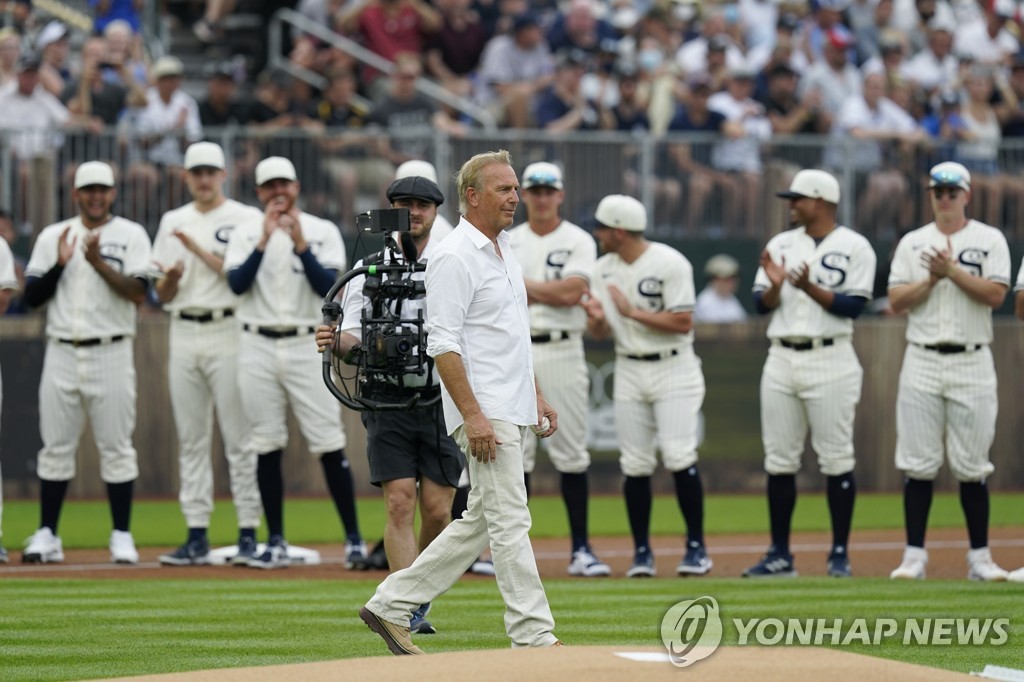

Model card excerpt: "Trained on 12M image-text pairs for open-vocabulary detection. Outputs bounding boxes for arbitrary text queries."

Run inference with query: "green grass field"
[1,493,1022,681]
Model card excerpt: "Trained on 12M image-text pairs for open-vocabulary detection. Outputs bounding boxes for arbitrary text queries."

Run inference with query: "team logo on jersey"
[957,248,988,277]
[637,277,664,311]
[214,225,235,244]
[817,252,849,288]
[99,242,128,272]
[545,249,571,281]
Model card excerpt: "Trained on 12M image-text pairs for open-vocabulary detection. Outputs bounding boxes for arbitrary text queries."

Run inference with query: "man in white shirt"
[694,253,747,323]
[152,142,264,567]
[508,162,609,577]
[900,19,959,94]
[888,162,1010,582]
[952,0,1018,65]
[360,150,561,655]
[0,235,19,563]
[21,161,152,565]
[223,156,365,570]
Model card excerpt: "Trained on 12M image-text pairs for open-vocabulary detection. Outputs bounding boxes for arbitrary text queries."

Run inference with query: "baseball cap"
[16,51,41,72]
[928,161,971,192]
[184,141,226,171]
[705,254,740,279]
[776,169,841,204]
[594,194,647,232]
[826,25,856,50]
[386,176,444,206]
[255,156,298,186]
[513,13,539,32]
[521,162,564,191]
[151,55,185,80]
[36,21,68,51]
[395,159,439,184]
[74,161,116,189]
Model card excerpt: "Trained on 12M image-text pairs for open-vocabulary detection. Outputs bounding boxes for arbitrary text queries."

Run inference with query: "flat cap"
[386,176,444,206]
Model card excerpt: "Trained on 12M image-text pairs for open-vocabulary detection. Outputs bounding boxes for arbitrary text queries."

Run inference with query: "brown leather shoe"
[359,607,425,655]
[552,640,565,647]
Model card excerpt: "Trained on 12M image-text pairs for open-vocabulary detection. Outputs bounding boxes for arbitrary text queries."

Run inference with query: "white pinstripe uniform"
[753,226,877,476]
[0,238,18,542]
[153,199,264,529]
[589,242,705,477]
[889,220,1010,482]
[1016,256,1024,299]
[25,216,151,483]
[223,212,348,455]
[508,219,596,475]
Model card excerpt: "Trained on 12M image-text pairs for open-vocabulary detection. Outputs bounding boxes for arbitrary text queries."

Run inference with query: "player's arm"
[888,279,935,314]
[1015,290,1024,320]
[523,274,587,307]
[582,294,611,339]
[83,233,147,305]
[153,260,184,303]
[923,238,1007,309]
[0,287,13,315]
[607,283,692,334]
[174,230,224,274]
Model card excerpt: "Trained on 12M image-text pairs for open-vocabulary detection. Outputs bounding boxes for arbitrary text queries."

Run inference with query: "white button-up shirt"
[425,217,536,434]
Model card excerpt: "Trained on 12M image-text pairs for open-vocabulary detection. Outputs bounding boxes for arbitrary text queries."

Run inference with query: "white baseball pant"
[0,367,4,539]
[615,349,705,477]
[237,333,346,455]
[366,420,557,647]
[37,340,138,483]
[523,337,590,475]
[760,340,862,476]
[895,344,997,482]
[169,318,261,529]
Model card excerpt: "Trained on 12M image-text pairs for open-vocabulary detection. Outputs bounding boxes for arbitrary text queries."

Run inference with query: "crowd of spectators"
[4,0,1024,245]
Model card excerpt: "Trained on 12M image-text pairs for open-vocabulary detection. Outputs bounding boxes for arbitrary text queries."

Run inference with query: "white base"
[207,544,322,566]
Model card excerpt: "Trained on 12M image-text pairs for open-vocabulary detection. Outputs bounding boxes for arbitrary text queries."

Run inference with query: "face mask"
[638,48,663,72]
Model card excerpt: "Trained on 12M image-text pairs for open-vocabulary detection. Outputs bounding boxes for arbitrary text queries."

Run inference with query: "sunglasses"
[930,168,967,190]
[525,172,560,188]
[931,187,961,199]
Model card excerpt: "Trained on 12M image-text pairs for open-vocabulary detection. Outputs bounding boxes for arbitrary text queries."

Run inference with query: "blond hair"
[456,149,513,214]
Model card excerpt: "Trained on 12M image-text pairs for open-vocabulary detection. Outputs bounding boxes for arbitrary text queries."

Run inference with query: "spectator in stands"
[953,0,1018,66]
[0,52,80,162]
[891,0,956,54]
[474,12,554,128]
[0,208,26,315]
[998,53,1024,138]
[800,25,863,117]
[676,12,746,86]
[861,31,908,82]
[636,33,685,135]
[747,13,810,77]
[546,0,618,57]
[850,0,895,62]
[62,36,146,127]
[425,0,489,94]
[800,0,853,64]
[192,0,237,44]
[0,0,32,33]
[0,27,19,88]
[761,63,831,136]
[337,0,442,101]
[739,0,781,52]
[91,0,143,35]
[367,54,438,163]
[313,68,393,229]
[534,48,600,132]
[37,21,70,98]
[694,254,747,323]
[599,65,650,132]
[103,20,148,87]
[198,62,249,127]
[900,17,958,94]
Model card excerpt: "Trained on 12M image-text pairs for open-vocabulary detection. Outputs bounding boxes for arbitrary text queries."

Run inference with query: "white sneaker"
[567,547,612,577]
[1008,567,1024,583]
[890,546,927,579]
[23,527,64,564]
[110,530,139,564]
[966,547,1008,582]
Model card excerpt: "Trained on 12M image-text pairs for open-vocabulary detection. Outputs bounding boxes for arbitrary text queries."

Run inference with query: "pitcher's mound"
[101,645,971,681]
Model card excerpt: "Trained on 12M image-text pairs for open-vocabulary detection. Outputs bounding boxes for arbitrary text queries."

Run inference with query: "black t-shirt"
[367,94,436,158]
[198,98,250,127]
[662,106,726,170]
[60,79,127,125]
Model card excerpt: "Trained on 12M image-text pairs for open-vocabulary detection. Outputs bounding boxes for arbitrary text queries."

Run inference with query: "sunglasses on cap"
[525,172,560,187]
[930,168,967,189]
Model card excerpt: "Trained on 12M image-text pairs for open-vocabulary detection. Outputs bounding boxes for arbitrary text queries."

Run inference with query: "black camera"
[363,322,422,373]
[357,208,410,234]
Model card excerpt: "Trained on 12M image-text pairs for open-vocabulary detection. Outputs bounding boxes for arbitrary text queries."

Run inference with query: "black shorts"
[361,407,465,487]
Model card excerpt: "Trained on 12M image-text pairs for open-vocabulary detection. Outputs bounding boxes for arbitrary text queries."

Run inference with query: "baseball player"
[21,161,151,565]
[507,162,609,577]
[582,194,711,578]
[0,236,19,563]
[888,162,1010,582]
[152,142,264,566]
[742,169,876,579]
[223,155,365,569]
[316,175,464,635]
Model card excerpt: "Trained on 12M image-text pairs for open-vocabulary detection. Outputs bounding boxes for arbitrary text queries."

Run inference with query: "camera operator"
[316,175,463,637]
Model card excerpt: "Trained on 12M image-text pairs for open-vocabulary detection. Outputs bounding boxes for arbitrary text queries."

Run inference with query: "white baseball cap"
[36,21,68,51]
[74,161,115,189]
[521,162,564,191]
[594,194,646,232]
[184,141,225,170]
[776,169,841,204]
[151,55,185,80]
[928,161,971,192]
[255,156,297,186]
[705,254,740,279]
[395,159,439,184]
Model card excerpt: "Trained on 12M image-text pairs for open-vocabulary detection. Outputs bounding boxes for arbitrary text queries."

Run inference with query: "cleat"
[743,546,797,578]
[344,540,368,570]
[567,546,611,577]
[159,536,210,566]
[890,546,927,580]
[249,535,290,569]
[967,547,1008,582]
[22,527,64,564]
[110,530,139,565]
[409,602,436,635]
[677,542,713,576]
[626,547,656,578]
[232,534,258,566]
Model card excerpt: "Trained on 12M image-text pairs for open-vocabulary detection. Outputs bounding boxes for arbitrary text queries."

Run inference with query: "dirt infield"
[98,645,973,682]
[3,527,1023,580]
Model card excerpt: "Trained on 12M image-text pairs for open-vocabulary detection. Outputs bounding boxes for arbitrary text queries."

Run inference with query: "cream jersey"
[152,199,263,313]
[1014,255,1024,293]
[0,238,17,293]
[589,241,695,355]
[888,220,1010,345]
[754,225,876,340]
[26,216,151,339]
[508,219,596,334]
[223,211,347,327]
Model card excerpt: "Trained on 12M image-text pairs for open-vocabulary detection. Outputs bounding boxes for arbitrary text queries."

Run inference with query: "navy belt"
[531,331,572,344]
[57,335,126,347]
[624,349,679,362]
[243,324,316,339]
[778,338,835,351]
[921,343,982,354]
[177,309,234,323]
